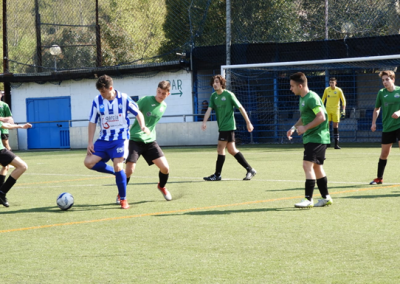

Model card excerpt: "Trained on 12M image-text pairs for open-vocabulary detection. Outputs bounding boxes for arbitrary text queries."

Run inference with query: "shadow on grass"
[0,200,153,214]
[155,207,299,217]
[340,193,400,199]
[103,180,205,187]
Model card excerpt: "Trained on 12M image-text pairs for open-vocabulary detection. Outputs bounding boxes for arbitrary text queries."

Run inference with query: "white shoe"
[116,194,121,205]
[314,196,333,207]
[295,198,313,208]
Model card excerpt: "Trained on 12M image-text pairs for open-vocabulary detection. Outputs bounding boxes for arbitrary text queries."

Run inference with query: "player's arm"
[1,122,31,129]
[340,91,346,114]
[287,118,303,140]
[87,122,96,155]
[296,107,326,135]
[371,107,380,132]
[238,106,254,132]
[135,110,150,135]
[201,107,213,130]
[0,117,13,123]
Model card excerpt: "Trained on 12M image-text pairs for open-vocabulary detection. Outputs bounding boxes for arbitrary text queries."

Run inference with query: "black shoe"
[334,145,341,149]
[0,192,9,207]
[243,168,257,180]
[203,174,221,181]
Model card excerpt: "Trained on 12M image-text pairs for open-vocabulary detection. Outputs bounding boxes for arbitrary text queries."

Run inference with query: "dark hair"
[289,72,308,86]
[158,80,171,91]
[379,70,395,80]
[96,75,113,90]
[329,77,337,82]
[210,75,226,89]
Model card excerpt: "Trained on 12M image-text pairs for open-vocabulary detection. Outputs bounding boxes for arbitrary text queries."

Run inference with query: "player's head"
[329,77,337,89]
[155,80,171,103]
[96,75,113,90]
[210,75,226,90]
[289,72,308,96]
[379,70,395,89]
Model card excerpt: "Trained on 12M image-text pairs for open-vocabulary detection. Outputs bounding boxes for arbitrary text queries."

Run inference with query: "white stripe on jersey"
[88,90,140,141]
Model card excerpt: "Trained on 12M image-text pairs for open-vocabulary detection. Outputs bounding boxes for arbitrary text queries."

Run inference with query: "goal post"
[219,54,400,144]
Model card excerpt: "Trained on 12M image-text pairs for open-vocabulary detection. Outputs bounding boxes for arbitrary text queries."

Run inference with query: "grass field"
[1,144,400,283]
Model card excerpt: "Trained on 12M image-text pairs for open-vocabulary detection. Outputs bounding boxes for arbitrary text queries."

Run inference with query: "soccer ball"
[56,192,74,210]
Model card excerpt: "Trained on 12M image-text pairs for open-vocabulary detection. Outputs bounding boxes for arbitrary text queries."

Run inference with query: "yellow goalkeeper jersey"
[322,87,346,111]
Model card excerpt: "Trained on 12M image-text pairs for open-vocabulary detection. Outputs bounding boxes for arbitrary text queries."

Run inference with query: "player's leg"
[84,141,114,175]
[295,143,320,208]
[0,154,28,207]
[370,131,394,184]
[153,156,172,201]
[110,141,129,209]
[0,165,8,187]
[332,111,340,149]
[313,144,333,208]
[227,138,257,180]
[125,162,137,184]
[204,134,228,181]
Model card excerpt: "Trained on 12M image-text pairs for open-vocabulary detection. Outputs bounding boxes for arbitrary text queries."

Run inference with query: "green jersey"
[0,102,12,135]
[209,89,242,131]
[129,96,167,143]
[374,86,400,132]
[299,91,330,144]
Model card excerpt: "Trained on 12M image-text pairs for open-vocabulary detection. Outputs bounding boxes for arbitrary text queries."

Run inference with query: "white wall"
[70,121,218,149]
[11,70,193,149]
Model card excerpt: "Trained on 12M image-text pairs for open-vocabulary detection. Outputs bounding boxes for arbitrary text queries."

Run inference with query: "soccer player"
[0,91,13,151]
[124,80,172,202]
[369,70,400,185]
[287,72,332,208]
[84,75,149,209]
[0,121,32,207]
[201,74,256,181]
[322,77,346,149]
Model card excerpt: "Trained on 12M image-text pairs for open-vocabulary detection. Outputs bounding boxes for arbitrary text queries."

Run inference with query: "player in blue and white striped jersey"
[84,75,150,209]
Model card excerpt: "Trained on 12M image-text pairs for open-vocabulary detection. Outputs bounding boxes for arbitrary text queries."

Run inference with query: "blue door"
[27,97,71,149]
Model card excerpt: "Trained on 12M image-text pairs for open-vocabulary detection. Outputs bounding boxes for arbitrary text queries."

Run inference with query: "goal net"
[220,55,400,144]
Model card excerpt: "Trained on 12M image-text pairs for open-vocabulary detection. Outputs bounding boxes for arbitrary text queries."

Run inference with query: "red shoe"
[369,178,383,185]
[157,183,172,201]
[116,194,121,204]
[120,199,130,209]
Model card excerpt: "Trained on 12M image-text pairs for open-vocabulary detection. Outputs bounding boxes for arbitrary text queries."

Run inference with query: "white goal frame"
[221,54,400,77]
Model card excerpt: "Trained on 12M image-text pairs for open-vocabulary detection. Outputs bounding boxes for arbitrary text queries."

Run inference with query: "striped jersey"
[89,90,139,141]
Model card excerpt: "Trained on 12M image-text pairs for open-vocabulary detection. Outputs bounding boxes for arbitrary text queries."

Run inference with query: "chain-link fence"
[1,0,400,75]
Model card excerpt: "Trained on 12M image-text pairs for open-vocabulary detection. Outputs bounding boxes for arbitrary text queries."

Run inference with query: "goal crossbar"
[221,54,400,77]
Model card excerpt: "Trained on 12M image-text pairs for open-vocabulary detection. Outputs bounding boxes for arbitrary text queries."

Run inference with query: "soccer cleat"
[116,194,121,205]
[370,178,383,185]
[294,198,314,208]
[243,168,257,180]
[203,174,221,181]
[0,192,9,207]
[120,199,130,209]
[157,183,172,201]
[314,196,333,207]
[334,145,341,149]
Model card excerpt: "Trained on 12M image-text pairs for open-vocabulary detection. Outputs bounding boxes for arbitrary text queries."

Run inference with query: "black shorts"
[303,143,327,165]
[1,134,9,140]
[0,148,16,167]
[126,140,164,166]
[381,128,400,144]
[218,131,235,142]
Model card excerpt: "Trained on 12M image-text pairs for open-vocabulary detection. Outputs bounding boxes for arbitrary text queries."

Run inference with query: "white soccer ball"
[57,192,74,210]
